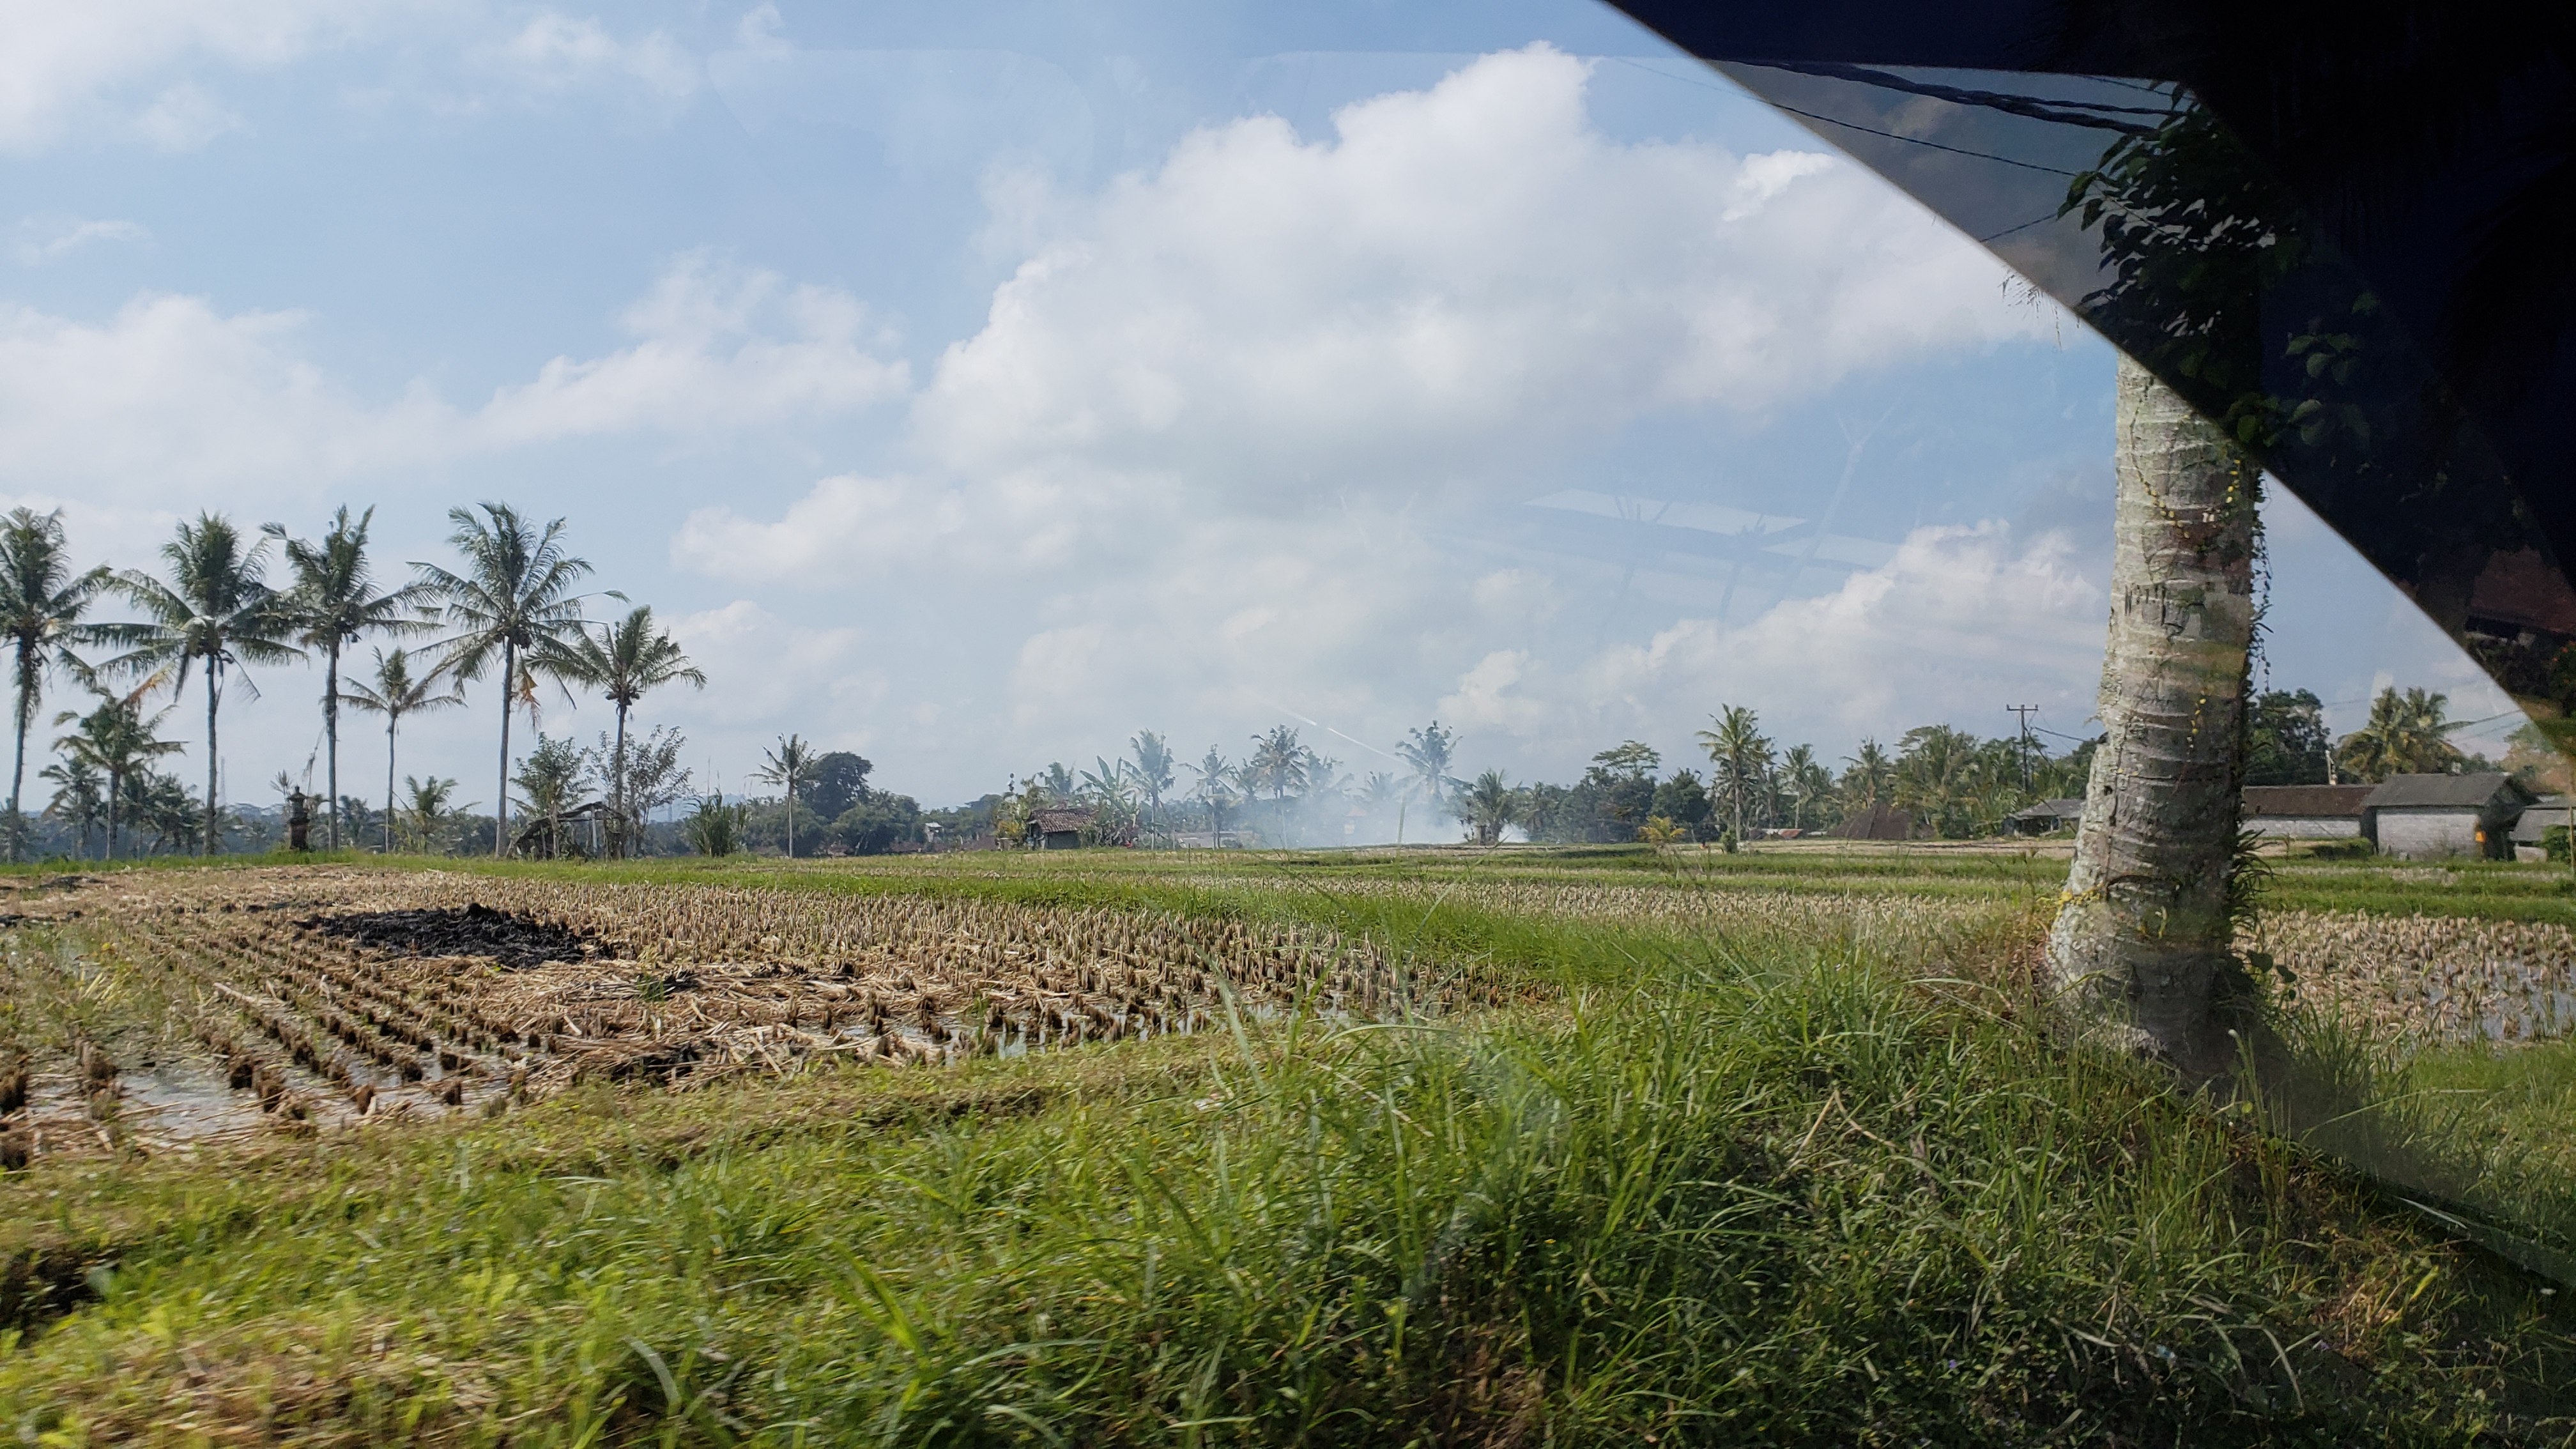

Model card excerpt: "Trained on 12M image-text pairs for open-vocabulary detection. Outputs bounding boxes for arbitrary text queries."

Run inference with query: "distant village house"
[2241,785,2375,840]
[1030,807,1094,850]
[2361,773,2532,861]
[2006,797,2085,836]
[2510,794,2572,863]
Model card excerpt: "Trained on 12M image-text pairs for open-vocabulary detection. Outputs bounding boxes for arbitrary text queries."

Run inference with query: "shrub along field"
[0,845,2569,1445]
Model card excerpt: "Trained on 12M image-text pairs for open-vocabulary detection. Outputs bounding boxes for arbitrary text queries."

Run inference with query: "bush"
[831,793,923,855]
[681,793,746,856]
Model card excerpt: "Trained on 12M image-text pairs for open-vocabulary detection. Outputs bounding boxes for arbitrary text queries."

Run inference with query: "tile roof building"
[2241,784,2376,839]
[2361,773,2533,861]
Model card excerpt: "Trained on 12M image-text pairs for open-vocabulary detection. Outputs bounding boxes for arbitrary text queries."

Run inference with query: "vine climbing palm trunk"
[2048,355,2260,1080]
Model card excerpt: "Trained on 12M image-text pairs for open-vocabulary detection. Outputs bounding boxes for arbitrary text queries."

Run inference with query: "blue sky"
[0,0,2516,814]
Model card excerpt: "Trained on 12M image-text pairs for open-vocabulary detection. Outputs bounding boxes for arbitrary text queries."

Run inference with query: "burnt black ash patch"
[295,901,620,968]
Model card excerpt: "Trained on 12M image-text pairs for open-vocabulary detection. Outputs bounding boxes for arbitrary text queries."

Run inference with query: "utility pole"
[2005,705,2041,791]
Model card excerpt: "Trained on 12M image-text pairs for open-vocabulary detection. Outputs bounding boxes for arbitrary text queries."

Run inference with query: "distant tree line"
[961,680,2542,853]
[676,738,925,859]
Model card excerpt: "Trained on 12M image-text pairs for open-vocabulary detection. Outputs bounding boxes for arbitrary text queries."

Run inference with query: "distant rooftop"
[2009,797,2085,821]
[2242,785,2375,818]
[2361,773,2530,810]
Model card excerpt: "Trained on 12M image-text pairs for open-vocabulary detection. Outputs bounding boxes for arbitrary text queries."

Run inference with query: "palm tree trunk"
[611,703,629,860]
[106,767,120,862]
[323,640,341,850]
[203,664,221,855]
[8,645,33,863]
[495,640,513,858]
[2047,354,2259,1080]
[385,719,399,855]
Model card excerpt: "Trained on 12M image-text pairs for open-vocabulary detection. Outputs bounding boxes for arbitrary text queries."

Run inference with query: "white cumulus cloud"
[468,255,909,446]
[128,82,248,150]
[1569,523,2108,751]
[493,12,701,99]
[664,600,875,731]
[0,256,907,521]
[912,44,2053,499]
[664,49,2107,791]
[12,215,151,266]
[0,0,378,152]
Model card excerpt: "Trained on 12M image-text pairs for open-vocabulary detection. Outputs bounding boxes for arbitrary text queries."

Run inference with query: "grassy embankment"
[0,846,2570,1444]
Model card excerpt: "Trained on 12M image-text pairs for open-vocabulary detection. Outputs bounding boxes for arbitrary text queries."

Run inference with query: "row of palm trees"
[0,502,705,861]
[1011,721,1469,850]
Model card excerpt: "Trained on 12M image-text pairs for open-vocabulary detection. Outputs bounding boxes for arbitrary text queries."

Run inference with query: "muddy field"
[0,869,1498,1165]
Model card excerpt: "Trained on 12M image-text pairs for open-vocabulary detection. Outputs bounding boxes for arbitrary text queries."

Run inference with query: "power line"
[1759,61,2176,134]
[1603,55,2082,175]
[1761,100,2084,176]
[1977,213,2058,243]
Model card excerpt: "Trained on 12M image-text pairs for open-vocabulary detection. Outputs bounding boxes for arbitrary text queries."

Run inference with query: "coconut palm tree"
[339,648,465,854]
[0,509,112,861]
[754,733,820,857]
[130,770,199,855]
[1129,730,1176,841]
[402,774,463,854]
[93,514,303,854]
[411,504,600,857]
[1841,739,1894,809]
[1189,747,1235,839]
[1895,724,1982,839]
[1246,725,1308,843]
[1456,768,1521,847]
[1779,743,1830,831]
[264,507,434,849]
[39,756,103,858]
[52,688,183,861]
[533,605,702,858]
[1395,721,1462,816]
[2333,686,2465,781]
[1696,704,1774,843]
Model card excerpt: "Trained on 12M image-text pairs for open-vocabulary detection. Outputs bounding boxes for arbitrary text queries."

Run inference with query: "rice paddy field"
[0,843,2570,1445]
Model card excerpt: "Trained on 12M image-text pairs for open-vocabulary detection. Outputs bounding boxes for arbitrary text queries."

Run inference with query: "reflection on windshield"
[1706,56,2576,754]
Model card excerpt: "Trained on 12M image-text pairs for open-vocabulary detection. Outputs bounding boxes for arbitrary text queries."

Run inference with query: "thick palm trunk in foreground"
[2048,355,2258,1079]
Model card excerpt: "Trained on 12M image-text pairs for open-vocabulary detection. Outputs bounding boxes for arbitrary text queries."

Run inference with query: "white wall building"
[2241,785,2375,839]
[2362,774,2531,861]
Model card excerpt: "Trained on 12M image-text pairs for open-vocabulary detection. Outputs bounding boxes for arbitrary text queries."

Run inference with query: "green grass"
[0,850,2569,1443]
